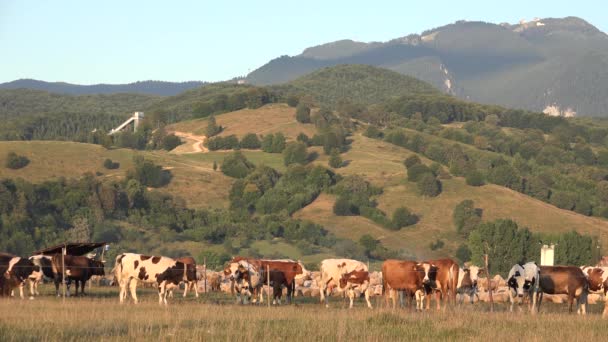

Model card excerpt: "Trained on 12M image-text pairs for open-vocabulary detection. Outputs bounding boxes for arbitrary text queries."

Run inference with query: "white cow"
[580,266,608,318]
[319,259,368,308]
[507,262,540,313]
[456,266,483,304]
[27,255,53,297]
[112,253,187,305]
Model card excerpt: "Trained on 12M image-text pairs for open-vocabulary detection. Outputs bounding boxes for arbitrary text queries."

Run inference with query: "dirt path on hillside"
[172,131,209,153]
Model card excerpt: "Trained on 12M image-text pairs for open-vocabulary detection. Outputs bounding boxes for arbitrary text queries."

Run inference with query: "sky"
[1,0,606,84]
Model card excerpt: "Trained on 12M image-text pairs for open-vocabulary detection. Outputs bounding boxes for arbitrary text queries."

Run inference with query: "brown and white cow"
[51,254,105,297]
[456,266,483,304]
[581,266,608,318]
[338,269,373,309]
[537,266,588,314]
[421,258,459,310]
[318,259,368,308]
[382,259,433,311]
[113,253,188,305]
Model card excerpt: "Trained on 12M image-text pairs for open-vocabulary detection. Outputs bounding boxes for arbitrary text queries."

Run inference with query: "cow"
[536,266,588,314]
[338,269,373,309]
[51,254,105,297]
[421,258,459,310]
[382,259,434,311]
[27,255,54,296]
[507,262,540,313]
[2,256,40,299]
[230,259,262,304]
[580,266,608,318]
[112,253,188,305]
[224,257,303,304]
[319,258,368,308]
[167,256,198,298]
[456,266,483,304]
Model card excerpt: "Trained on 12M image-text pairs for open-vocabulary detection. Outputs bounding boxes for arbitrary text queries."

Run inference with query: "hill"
[0,79,207,96]
[246,17,608,117]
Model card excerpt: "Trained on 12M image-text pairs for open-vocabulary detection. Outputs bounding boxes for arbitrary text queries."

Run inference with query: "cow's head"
[586,268,605,291]
[508,267,528,297]
[467,266,484,288]
[338,270,356,289]
[91,260,106,276]
[416,262,438,286]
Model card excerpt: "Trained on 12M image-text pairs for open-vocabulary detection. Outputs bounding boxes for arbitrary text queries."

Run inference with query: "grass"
[1,286,608,341]
[168,103,317,140]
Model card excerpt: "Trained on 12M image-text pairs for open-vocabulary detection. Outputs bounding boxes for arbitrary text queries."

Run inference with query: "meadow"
[1,286,607,341]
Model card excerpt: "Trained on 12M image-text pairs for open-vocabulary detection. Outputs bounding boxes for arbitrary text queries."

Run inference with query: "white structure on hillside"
[109,112,144,135]
[540,244,555,266]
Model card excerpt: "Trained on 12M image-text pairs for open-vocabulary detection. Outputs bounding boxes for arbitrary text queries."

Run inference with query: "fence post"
[203,257,207,294]
[62,245,66,300]
[484,254,493,312]
[267,264,270,308]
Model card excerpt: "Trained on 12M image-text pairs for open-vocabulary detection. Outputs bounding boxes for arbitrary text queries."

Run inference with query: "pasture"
[1,286,607,341]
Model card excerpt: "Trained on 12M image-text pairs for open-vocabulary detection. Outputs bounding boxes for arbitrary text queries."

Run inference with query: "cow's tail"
[111,255,123,286]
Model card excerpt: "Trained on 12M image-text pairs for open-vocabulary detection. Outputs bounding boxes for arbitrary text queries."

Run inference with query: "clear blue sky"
[1,0,605,84]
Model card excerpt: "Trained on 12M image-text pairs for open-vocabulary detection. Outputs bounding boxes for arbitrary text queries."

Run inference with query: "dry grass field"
[1,287,607,341]
[168,103,317,140]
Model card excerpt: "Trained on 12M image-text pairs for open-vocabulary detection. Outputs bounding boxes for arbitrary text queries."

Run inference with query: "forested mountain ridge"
[0,79,207,96]
[246,17,608,117]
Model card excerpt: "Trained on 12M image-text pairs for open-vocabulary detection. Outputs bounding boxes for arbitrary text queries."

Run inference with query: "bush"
[295,104,311,123]
[360,206,393,229]
[128,156,170,187]
[333,196,357,216]
[429,239,445,251]
[328,148,343,168]
[221,151,255,178]
[403,155,421,169]
[466,170,485,186]
[417,174,441,197]
[5,152,29,169]
[287,95,299,107]
[271,133,286,153]
[392,207,418,228]
[206,135,240,150]
[364,125,383,139]
[161,134,182,151]
[103,158,120,170]
[487,164,520,190]
[296,133,311,146]
[206,115,221,137]
[407,164,433,182]
[453,200,482,238]
[550,191,576,210]
[240,133,261,149]
[455,244,472,263]
[283,142,308,166]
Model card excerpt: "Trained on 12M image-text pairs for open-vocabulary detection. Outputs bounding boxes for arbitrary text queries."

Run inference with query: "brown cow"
[581,266,608,318]
[382,259,432,311]
[537,266,588,314]
[339,269,372,309]
[51,254,105,297]
[422,258,459,310]
[176,256,198,298]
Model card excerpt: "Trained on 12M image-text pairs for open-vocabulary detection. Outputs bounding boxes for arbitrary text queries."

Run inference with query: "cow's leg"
[128,278,139,304]
[347,288,354,309]
[425,289,430,310]
[28,279,35,298]
[54,278,60,297]
[508,288,515,312]
[365,287,372,309]
[194,281,199,298]
[603,291,608,318]
[19,284,24,299]
[320,283,329,308]
[158,281,165,305]
[118,279,127,303]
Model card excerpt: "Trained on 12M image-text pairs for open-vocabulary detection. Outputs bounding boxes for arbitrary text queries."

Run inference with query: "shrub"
[455,244,472,263]
[403,155,421,169]
[364,125,383,139]
[283,142,308,166]
[487,164,520,190]
[392,207,418,228]
[333,196,357,216]
[221,151,255,178]
[550,191,576,210]
[407,164,433,182]
[5,152,29,169]
[466,170,485,186]
[328,148,343,168]
[103,158,120,170]
[128,156,170,187]
[271,133,286,153]
[206,115,221,137]
[296,133,311,146]
[240,133,261,149]
[417,174,441,197]
[287,95,299,107]
[453,200,482,238]
[429,239,445,251]
[295,104,311,123]
[161,134,182,151]
[360,206,393,228]
[205,135,239,150]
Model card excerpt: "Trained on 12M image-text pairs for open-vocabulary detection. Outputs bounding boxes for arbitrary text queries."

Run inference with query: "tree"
[161,134,182,151]
[240,133,261,149]
[103,159,120,170]
[403,155,421,169]
[333,196,356,216]
[220,151,255,179]
[392,207,418,228]
[283,142,308,166]
[359,234,379,255]
[550,191,576,210]
[322,131,341,155]
[453,200,482,238]
[487,164,520,190]
[417,174,441,197]
[364,125,383,139]
[5,152,29,169]
[286,95,299,107]
[261,134,274,152]
[328,148,342,168]
[465,170,485,186]
[271,133,286,153]
[455,244,472,263]
[297,132,310,146]
[295,104,311,123]
[128,156,168,187]
[407,164,433,182]
[206,115,221,137]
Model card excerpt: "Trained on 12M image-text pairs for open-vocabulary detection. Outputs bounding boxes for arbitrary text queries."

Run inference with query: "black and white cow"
[507,262,540,313]
[27,255,54,296]
[2,256,40,299]
[112,253,188,305]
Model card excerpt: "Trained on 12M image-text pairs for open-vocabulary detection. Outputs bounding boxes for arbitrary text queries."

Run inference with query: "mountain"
[0,79,207,96]
[246,17,608,117]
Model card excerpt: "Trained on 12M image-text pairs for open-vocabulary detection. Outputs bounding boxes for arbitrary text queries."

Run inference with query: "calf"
[537,266,588,314]
[581,266,608,318]
[457,266,483,304]
[51,255,105,297]
[319,258,368,308]
[421,258,458,310]
[338,269,372,309]
[113,253,187,305]
[382,259,432,311]
[507,262,540,313]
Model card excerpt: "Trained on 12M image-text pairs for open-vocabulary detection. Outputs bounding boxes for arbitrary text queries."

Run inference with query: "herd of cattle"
[1,251,607,317]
